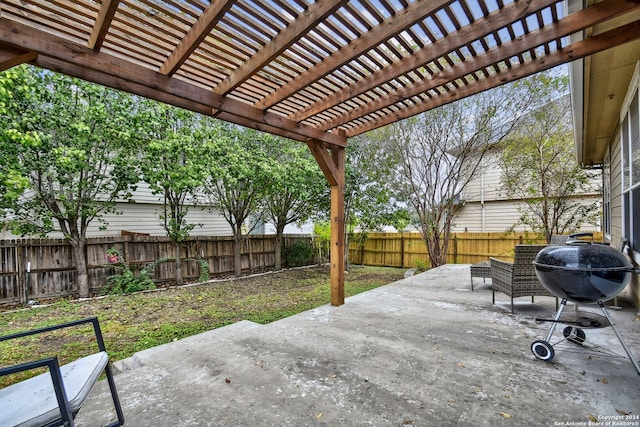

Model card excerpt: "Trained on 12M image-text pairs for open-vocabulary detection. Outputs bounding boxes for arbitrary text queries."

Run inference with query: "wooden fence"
[347,231,604,268]
[1,231,604,306]
[0,234,311,306]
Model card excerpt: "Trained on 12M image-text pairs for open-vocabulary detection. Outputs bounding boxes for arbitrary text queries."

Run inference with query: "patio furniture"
[470,260,491,291]
[490,244,559,313]
[550,234,569,245]
[0,317,124,427]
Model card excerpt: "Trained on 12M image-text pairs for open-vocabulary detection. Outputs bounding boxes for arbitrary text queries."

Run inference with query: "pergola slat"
[159,0,233,76]
[346,19,640,137]
[255,0,452,110]
[319,0,640,132]
[291,0,560,122]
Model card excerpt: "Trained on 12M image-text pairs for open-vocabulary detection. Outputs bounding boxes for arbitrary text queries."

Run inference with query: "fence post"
[400,233,405,268]
[17,242,26,304]
[453,234,458,264]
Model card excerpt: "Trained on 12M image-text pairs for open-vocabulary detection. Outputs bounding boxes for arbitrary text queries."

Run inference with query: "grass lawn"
[0,265,405,386]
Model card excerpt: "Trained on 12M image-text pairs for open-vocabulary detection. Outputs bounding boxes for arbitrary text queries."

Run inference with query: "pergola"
[1,0,639,305]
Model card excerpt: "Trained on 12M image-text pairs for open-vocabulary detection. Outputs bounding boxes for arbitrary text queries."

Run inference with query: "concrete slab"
[76,264,640,427]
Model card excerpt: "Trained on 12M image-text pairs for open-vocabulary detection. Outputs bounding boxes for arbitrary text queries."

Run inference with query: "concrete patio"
[77,264,640,427]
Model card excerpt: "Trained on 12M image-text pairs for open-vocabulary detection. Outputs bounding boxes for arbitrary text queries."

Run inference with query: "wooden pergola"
[1,0,639,305]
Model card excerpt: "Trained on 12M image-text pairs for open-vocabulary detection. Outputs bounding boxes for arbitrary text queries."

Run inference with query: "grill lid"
[534,241,633,272]
[533,238,636,303]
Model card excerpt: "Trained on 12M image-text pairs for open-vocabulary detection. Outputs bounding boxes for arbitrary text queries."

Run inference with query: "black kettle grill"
[530,233,640,374]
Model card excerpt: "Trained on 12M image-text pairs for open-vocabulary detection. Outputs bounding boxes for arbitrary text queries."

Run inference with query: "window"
[621,79,640,260]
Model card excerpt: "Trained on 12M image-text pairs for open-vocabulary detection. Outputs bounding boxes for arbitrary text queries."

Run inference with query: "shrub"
[283,240,314,267]
[101,248,156,295]
[101,248,210,295]
[103,268,156,295]
[414,259,430,272]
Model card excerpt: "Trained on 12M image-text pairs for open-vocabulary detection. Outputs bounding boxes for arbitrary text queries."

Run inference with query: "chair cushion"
[0,351,108,427]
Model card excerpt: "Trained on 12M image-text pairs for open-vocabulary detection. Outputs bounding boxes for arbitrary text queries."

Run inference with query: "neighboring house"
[0,180,312,239]
[260,221,314,235]
[0,181,233,239]
[568,0,640,308]
[451,145,601,233]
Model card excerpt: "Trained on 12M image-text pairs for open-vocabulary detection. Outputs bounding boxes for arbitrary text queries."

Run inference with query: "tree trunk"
[274,234,283,270]
[233,238,242,276]
[174,241,183,286]
[69,238,89,298]
[233,224,243,277]
[274,223,286,270]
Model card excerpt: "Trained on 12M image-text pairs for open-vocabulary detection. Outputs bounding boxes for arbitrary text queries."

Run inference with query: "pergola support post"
[307,139,346,306]
[329,149,345,306]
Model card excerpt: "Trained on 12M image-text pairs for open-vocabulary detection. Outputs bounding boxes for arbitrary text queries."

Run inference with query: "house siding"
[452,200,522,232]
[0,202,232,240]
[460,153,504,203]
[0,182,232,240]
[611,82,640,307]
[611,127,624,243]
[92,202,232,237]
[454,150,601,233]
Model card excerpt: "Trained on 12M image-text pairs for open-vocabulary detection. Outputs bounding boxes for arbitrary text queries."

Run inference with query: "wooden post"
[453,234,458,264]
[17,243,26,304]
[306,137,346,306]
[330,148,345,306]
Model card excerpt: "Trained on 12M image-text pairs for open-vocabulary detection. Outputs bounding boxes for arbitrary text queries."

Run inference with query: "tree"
[263,139,327,269]
[499,93,600,242]
[138,102,214,285]
[205,126,275,276]
[382,72,560,267]
[342,135,410,265]
[0,66,138,297]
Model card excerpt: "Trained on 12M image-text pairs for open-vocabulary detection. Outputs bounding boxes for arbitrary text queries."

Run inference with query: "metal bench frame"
[0,317,124,427]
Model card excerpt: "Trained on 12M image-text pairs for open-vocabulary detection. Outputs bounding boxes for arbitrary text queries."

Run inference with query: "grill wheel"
[531,340,555,361]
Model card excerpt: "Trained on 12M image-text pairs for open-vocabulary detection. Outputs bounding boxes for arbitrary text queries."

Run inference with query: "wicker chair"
[549,234,569,245]
[490,244,558,313]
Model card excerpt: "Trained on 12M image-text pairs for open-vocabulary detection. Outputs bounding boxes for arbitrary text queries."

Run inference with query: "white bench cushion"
[0,351,109,427]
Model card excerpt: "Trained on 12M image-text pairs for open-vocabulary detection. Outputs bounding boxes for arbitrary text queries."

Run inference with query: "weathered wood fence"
[1,231,604,306]
[347,231,604,268]
[0,234,312,305]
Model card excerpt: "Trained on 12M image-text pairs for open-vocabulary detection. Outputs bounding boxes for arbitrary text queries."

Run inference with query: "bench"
[0,317,124,427]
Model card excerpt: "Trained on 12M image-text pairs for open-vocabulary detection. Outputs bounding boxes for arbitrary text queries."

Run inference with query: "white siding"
[452,200,524,232]
[0,202,232,239]
[456,145,601,232]
[0,179,315,239]
[460,152,504,203]
[93,202,232,237]
[263,221,314,235]
[453,197,601,233]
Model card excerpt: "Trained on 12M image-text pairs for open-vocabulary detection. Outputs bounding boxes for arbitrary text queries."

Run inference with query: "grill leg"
[598,302,640,375]
[545,298,567,342]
